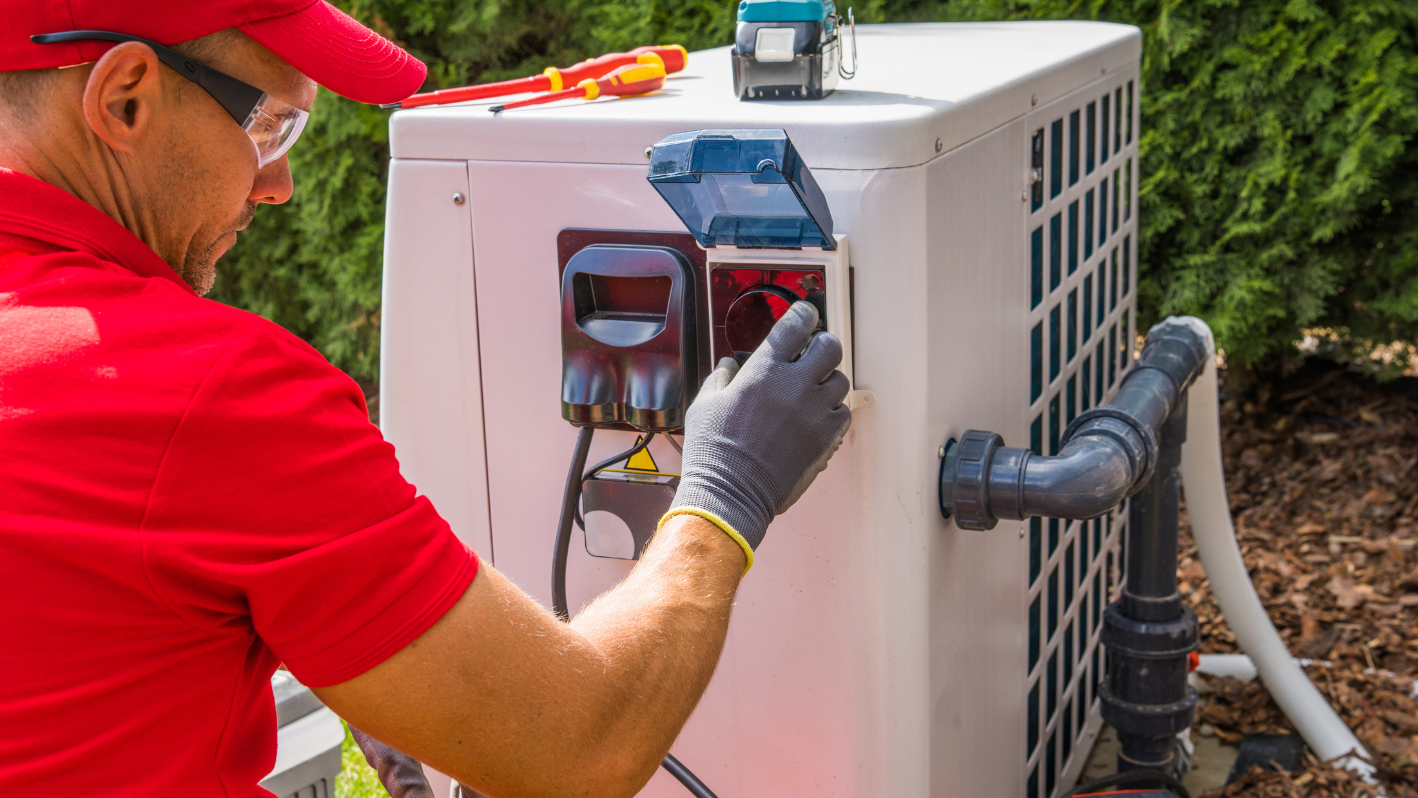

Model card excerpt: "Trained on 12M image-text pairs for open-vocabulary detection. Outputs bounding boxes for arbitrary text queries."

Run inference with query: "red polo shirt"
[0,170,478,795]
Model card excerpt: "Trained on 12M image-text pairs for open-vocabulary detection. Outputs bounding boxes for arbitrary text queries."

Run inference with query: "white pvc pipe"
[1174,316,1375,779]
[1194,653,1258,682]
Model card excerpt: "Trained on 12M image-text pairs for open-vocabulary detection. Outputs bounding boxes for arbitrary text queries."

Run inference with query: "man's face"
[141,32,316,295]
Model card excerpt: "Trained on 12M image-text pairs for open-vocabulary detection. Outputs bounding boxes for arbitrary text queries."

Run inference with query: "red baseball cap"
[2,0,427,105]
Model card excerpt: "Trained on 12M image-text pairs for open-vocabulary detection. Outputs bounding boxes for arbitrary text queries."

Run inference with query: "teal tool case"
[730,0,854,101]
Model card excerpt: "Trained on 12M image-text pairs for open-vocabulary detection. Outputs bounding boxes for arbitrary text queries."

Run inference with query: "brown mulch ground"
[1176,363,1418,797]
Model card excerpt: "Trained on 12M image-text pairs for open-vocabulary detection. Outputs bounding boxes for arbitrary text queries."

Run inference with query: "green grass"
[336,722,389,798]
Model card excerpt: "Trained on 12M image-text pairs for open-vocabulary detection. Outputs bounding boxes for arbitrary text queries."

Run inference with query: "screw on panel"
[935,138,943,153]
[938,446,946,459]
[1021,191,1029,202]
[452,192,465,205]
[1031,93,1038,106]
[645,147,653,160]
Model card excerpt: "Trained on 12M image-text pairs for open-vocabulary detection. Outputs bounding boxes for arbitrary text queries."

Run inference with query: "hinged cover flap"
[647,128,835,250]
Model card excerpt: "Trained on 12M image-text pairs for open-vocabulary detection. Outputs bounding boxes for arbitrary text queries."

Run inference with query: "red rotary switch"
[724,284,798,355]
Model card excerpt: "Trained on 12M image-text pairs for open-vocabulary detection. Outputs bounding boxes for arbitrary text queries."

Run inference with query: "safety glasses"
[31,30,309,168]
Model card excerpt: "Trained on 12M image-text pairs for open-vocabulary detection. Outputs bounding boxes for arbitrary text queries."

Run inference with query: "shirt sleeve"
[139,318,478,688]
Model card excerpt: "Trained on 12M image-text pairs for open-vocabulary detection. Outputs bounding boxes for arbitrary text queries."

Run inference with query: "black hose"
[552,427,594,621]
[551,428,718,797]
[1065,768,1190,798]
[661,752,720,798]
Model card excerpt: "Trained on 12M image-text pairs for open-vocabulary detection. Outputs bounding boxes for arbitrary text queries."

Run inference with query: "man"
[0,2,852,796]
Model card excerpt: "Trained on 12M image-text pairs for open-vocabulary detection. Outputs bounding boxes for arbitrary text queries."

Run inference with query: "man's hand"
[666,301,852,566]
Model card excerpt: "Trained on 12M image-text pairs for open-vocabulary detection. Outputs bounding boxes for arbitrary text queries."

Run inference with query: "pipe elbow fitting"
[938,317,1213,529]
[939,423,1146,528]
[1021,432,1138,519]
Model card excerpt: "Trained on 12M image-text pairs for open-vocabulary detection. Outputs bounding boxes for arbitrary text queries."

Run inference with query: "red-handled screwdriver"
[488,62,667,113]
[383,45,687,110]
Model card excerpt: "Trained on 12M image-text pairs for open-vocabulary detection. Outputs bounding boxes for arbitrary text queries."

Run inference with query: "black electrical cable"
[556,429,658,615]
[551,428,718,797]
[574,432,656,529]
[552,426,594,621]
[661,752,720,798]
[585,432,657,481]
[1065,768,1191,798]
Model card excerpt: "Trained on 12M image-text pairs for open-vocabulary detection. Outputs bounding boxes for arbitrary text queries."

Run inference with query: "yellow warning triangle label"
[626,436,658,472]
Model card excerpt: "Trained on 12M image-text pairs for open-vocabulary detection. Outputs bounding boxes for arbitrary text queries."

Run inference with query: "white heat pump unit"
[380,22,1142,798]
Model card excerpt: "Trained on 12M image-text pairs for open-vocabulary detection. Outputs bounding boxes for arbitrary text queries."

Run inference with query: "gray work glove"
[664,301,851,570]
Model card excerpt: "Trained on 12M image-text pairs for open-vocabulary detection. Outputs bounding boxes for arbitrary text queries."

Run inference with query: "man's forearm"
[316,514,745,798]
[568,513,745,774]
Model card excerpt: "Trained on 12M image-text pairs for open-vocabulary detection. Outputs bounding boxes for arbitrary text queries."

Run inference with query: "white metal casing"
[380,22,1141,798]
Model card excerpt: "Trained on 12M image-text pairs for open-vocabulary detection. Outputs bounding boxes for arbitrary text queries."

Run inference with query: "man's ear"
[81,41,165,155]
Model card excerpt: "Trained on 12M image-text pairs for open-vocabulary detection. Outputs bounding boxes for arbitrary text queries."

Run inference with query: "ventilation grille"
[1025,78,1139,798]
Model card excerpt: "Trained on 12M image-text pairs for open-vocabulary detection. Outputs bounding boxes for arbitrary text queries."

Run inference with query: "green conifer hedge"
[215,0,1418,379]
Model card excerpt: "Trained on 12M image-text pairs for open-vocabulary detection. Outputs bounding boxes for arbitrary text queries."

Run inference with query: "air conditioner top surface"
[389,22,1139,170]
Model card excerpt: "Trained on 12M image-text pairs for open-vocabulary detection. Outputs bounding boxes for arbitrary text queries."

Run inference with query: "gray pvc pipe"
[1177,317,1375,781]
[1017,435,1135,520]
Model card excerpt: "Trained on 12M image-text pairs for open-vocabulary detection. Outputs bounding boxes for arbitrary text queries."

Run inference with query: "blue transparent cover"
[646,129,835,250]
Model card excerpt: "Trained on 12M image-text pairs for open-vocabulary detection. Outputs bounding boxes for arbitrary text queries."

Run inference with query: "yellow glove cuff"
[657,507,755,577]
